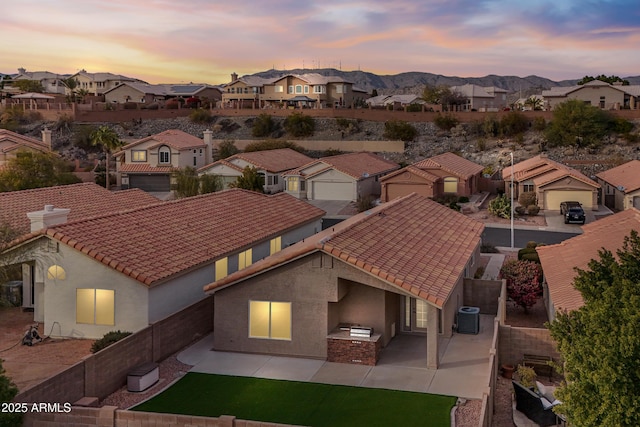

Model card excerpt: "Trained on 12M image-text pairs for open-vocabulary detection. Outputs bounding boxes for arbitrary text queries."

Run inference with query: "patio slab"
[362,365,435,393]
[310,362,372,386]
[254,356,325,382]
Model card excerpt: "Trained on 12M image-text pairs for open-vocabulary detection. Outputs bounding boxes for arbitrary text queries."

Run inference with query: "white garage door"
[544,190,592,210]
[312,181,353,200]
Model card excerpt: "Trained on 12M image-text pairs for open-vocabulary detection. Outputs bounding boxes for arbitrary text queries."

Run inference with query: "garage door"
[544,190,592,211]
[312,181,352,201]
[634,196,640,209]
[129,174,171,192]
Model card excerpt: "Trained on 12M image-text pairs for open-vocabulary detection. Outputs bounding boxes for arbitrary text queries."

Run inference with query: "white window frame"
[158,146,171,164]
[275,85,283,93]
[295,85,302,94]
[288,85,294,94]
[76,288,115,325]
[249,300,291,340]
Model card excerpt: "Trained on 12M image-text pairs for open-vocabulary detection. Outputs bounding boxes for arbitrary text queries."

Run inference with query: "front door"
[403,297,428,333]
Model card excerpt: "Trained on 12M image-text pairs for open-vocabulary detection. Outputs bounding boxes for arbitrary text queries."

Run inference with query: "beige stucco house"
[0,128,53,168]
[542,80,640,110]
[103,82,222,105]
[114,129,214,192]
[502,154,600,211]
[66,69,144,96]
[2,189,324,339]
[204,193,484,369]
[537,208,640,321]
[450,84,509,111]
[596,160,640,211]
[380,152,484,202]
[283,152,399,201]
[198,148,313,193]
[11,68,68,94]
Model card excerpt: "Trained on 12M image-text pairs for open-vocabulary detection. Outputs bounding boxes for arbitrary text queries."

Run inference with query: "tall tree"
[548,230,640,426]
[577,75,629,86]
[172,167,223,198]
[229,166,264,193]
[90,126,124,190]
[11,79,44,93]
[60,77,80,102]
[422,84,466,111]
[0,151,80,192]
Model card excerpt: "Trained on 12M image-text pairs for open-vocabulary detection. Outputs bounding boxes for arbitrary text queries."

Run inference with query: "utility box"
[127,362,159,392]
[457,306,480,334]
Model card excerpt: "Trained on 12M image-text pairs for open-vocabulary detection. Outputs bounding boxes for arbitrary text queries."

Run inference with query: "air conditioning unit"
[457,306,480,334]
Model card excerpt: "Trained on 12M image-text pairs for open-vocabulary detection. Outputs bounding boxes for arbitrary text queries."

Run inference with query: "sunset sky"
[2,0,639,85]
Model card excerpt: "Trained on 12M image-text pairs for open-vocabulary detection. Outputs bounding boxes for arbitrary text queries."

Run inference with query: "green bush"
[526,241,538,249]
[488,194,511,219]
[527,205,540,216]
[514,206,526,216]
[434,113,459,131]
[532,116,546,131]
[406,103,423,112]
[91,330,132,353]
[217,138,239,159]
[335,118,360,133]
[244,139,304,153]
[383,120,418,141]
[0,359,21,426]
[613,117,633,133]
[458,196,470,203]
[283,112,314,137]
[499,111,529,136]
[252,113,277,137]
[482,115,499,137]
[518,191,537,207]
[189,108,213,124]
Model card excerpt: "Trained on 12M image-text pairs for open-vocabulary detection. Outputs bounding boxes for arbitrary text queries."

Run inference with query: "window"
[244,87,248,94]
[131,150,147,162]
[335,84,344,94]
[158,146,171,164]
[287,178,298,191]
[300,180,305,191]
[193,156,197,166]
[238,248,252,270]
[295,85,302,94]
[270,237,282,255]
[313,85,325,94]
[76,289,115,325]
[304,85,309,94]
[275,85,283,93]
[215,258,228,281]
[273,175,278,185]
[288,85,294,94]
[267,175,273,186]
[523,184,534,193]
[443,177,458,193]
[249,301,291,340]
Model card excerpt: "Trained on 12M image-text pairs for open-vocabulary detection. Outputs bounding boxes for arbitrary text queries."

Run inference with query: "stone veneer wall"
[15,296,213,403]
[326,336,382,365]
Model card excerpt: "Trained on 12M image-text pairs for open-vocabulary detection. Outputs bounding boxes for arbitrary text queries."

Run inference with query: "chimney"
[203,129,213,164]
[231,72,238,82]
[27,205,71,233]
[41,127,52,151]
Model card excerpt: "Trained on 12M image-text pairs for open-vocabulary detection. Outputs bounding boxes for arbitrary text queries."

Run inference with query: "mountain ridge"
[249,68,640,96]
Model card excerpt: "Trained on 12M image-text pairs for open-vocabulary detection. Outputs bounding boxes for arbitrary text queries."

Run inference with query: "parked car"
[564,206,586,224]
[560,201,582,215]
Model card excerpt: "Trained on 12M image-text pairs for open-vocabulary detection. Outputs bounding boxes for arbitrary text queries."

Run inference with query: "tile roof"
[205,193,484,308]
[379,165,441,184]
[198,159,244,174]
[413,152,484,178]
[118,164,176,173]
[537,208,640,313]
[596,160,640,193]
[502,155,599,188]
[0,183,160,235]
[114,129,205,155]
[104,82,218,97]
[232,149,312,173]
[31,189,325,287]
[0,129,49,153]
[288,152,399,180]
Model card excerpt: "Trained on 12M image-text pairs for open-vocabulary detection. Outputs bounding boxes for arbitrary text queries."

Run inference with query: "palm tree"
[60,77,79,103]
[90,126,124,190]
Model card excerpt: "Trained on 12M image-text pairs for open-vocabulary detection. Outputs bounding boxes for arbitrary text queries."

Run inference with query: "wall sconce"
[47,265,66,280]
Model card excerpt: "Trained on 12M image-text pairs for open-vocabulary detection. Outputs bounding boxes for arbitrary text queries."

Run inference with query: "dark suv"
[564,206,586,224]
[560,201,582,215]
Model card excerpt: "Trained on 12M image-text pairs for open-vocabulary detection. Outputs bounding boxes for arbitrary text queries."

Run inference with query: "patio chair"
[512,380,559,427]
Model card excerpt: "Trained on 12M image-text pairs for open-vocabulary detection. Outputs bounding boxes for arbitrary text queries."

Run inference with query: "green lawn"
[132,372,456,427]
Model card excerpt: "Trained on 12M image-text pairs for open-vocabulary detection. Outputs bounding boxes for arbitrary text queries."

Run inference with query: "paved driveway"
[0,307,94,392]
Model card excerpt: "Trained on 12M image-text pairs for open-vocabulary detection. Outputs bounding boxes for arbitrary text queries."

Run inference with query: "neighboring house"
[198,148,313,193]
[283,152,399,201]
[365,94,428,110]
[204,193,484,369]
[222,72,360,109]
[66,69,145,96]
[11,68,69,94]
[537,208,640,321]
[104,82,222,104]
[2,189,324,339]
[0,128,53,167]
[502,154,600,211]
[380,152,484,202]
[450,84,509,111]
[595,160,640,211]
[542,80,640,110]
[114,129,213,192]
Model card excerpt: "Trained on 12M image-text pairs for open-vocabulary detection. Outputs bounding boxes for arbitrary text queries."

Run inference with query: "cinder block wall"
[463,278,503,314]
[14,362,85,405]
[499,325,560,367]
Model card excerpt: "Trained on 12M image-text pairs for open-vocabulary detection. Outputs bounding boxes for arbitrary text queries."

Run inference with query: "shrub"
[383,120,418,141]
[123,102,137,110]
[217,138,239,159]
[189,108,213,124]
[474,266,485,279]
[458,196,470,203]
[476,138,487,152]
[514,205,526,216]
[482,165,494,176]
[252,113,277,137]
[499,111,529,136]
[488,195,511,219]
[518,191,537,208]
[482,115,499,137]
[526,241,538,249]
[244,139,304,153]
[335,118,360,133]
[527,205,540,216]
[54,114,74,132]
[405,103,423,112]
[481,243,499,253]
[283,112,314,137]
[91,330,132,353]
[532,116,546,131]
[516,364,537,388]
[0,359,21,426]
[499,259,542,311]
[434,113,459,131]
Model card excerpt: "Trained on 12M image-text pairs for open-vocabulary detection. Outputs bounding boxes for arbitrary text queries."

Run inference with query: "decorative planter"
[502,364,515,379]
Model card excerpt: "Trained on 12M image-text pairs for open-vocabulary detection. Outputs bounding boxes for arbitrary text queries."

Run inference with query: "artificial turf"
[132,372,456,427]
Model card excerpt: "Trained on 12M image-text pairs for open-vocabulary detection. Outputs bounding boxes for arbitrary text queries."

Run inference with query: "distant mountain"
[250,68,640,96]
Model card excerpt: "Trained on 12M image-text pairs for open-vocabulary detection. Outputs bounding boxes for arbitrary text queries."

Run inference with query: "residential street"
[482,226,581,248]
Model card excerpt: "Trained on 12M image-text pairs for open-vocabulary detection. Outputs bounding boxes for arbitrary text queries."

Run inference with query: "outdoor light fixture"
[47,265,66,280]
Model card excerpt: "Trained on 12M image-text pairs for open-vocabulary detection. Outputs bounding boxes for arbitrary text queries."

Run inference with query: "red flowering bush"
[499,260,542,312]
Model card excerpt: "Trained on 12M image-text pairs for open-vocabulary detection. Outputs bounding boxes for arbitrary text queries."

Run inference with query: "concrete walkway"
[481,253,505,280]
[177,314,495,400]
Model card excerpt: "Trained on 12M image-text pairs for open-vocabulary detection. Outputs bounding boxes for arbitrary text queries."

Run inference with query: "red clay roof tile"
[413,152,484,178]
[596,160,640,193]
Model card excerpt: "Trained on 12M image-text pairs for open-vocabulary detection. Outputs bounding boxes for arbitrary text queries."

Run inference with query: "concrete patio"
[178,313,495,400]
